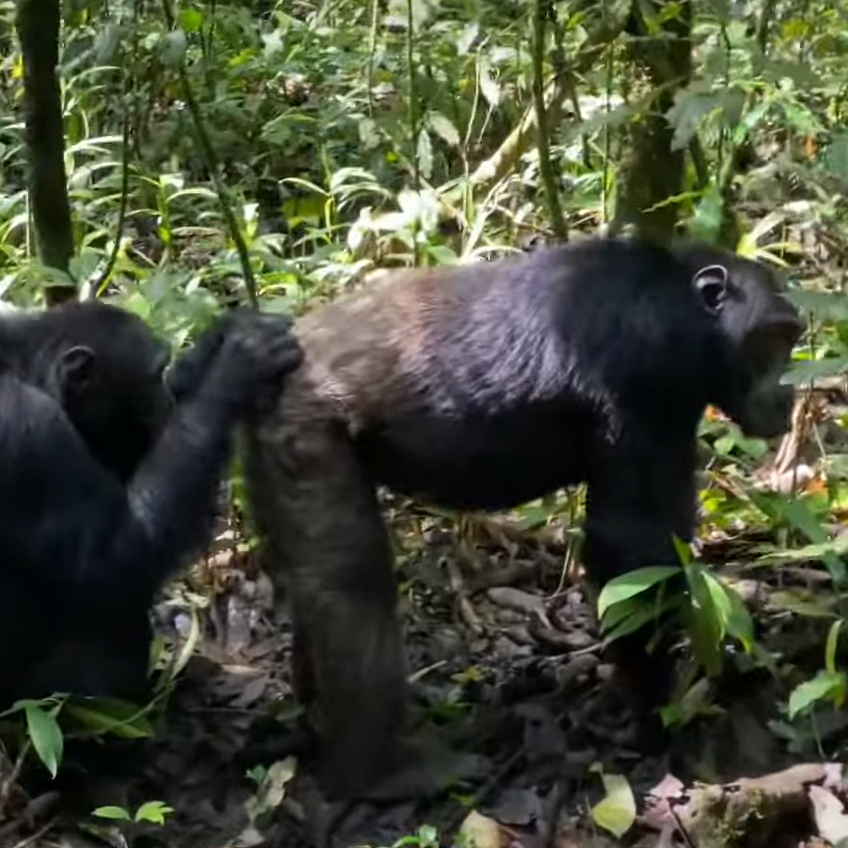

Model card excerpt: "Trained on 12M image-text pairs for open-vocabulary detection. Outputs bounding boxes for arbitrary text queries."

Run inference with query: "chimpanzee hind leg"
[244,389,407,800]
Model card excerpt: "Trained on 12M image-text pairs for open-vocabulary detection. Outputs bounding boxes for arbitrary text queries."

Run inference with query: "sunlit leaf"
[179,7,203,32]
[93,806,132,821]
[134,800,174,825]
[825,620,844,675]
[590,769,636,838]
[788,669,847,718]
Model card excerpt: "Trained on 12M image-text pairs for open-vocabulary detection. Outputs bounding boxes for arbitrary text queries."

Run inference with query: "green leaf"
[786,289,848,321]
[25,704,64,778]
[93,805,133,821]
[782,357,848,385]
[179,6,204,32]
[600,594,646,632]
[597,566,681,618]
[64,697,155,739]
[659,677,721,729]
[825,620,843,675]
[684,564,724,677]
[788,669,847,718]
[666,88,720,152]
[690,183,724,242]
[590,770,636,838]
[602,594,679,643]
[762,496,847,584]
[724,583,756,652]
[134,800,174,825]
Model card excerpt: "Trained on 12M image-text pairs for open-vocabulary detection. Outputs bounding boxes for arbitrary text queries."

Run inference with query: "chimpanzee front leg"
[583,423,699,711]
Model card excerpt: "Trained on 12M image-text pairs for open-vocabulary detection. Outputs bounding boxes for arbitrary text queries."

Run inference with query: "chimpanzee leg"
[583,425,698,709]
[244,389,407,799]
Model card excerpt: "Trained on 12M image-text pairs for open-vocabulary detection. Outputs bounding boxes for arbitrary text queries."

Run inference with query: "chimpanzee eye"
[693,264,729,314]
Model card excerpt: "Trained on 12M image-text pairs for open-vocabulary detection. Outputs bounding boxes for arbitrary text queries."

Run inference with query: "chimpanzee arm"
[0,316,301,608]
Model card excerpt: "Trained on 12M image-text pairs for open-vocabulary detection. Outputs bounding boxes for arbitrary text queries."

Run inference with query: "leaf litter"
[1,501,848,848]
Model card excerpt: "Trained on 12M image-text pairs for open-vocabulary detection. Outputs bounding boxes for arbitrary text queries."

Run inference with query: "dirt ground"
[3,508,848,848]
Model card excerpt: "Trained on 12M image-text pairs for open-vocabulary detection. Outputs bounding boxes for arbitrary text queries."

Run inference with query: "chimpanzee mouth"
[730,320,801,439]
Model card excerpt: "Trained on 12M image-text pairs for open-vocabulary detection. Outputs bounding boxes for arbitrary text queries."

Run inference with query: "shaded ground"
[3,507,848,848]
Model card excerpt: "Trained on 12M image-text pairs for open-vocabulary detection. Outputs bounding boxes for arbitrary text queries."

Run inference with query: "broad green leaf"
[179,7,203,32]
[769,589,840,618]
[785,289,848,321]
[600,594,646,632]
[666,88,720,152]
[597,566,680,618]
[684,565,724,677]
[590,770,636,838]
[672,535,693,566]
[724,583,756,652]
[782,357,848,385]
[64,697,155,739]
[93,805,132,821]
[755,537,848,566]
[690,183,724,242]
[25,704,63,777]
[702,571,733,639]
[788,670,847,718]
[602,595,680,643]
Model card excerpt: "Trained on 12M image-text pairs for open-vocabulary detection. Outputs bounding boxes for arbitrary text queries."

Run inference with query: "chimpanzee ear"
[59,345,97,391]
[693,264,729,314]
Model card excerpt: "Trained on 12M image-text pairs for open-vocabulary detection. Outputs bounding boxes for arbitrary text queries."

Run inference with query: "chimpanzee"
[0,301,302,706]
[243,235,804,800]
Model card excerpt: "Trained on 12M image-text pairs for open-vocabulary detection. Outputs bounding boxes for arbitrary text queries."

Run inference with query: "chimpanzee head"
[677,245,804,439]
[32,301,173,481]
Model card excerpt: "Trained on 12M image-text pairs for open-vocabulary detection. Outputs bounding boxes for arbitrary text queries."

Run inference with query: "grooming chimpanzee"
[0,301,302,706]
[244,235,804,800]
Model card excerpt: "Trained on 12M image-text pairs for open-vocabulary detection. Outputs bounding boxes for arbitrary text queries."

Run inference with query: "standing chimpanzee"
[0,301,302,706]
[243,235,804,801]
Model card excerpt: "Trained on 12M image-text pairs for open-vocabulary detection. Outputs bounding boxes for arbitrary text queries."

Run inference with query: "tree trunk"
[16,0,76,305]
[612,0,693,245]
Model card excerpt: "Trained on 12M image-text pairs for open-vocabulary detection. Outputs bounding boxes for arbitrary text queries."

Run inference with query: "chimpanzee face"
[686,249,804,439]
[55,304,174,482]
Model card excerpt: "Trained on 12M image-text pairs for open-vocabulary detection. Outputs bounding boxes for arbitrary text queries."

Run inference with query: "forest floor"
[8,498,848,848]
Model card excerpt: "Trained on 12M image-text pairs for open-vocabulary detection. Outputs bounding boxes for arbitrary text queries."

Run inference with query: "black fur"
[245,235,803,799]
[0,302,302,704]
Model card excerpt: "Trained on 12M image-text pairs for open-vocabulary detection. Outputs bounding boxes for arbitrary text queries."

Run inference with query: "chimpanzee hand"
[203,310,304,414]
